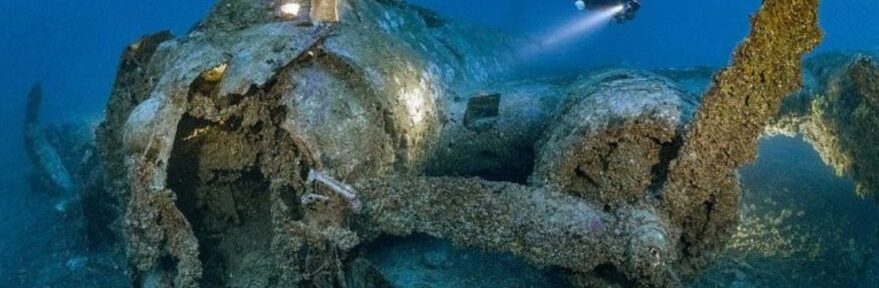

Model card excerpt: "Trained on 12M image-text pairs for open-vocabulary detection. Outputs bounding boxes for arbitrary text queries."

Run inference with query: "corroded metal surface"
[90,0,824,286]
[660,0,822,276]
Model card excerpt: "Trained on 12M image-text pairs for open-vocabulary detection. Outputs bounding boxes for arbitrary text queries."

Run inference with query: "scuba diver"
[575,0,641,22]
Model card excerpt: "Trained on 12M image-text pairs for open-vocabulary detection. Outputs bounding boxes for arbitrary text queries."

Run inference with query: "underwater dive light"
[575,0,587,11]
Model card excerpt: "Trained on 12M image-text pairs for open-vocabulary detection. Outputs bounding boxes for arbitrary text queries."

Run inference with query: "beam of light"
[518,5,624,59]
[543,5,624,46]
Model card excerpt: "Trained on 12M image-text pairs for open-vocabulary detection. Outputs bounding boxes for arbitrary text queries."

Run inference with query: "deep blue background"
[0,0,877,170]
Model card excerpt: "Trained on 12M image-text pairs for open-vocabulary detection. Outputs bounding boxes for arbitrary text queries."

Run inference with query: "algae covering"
[659,0,822,276]
[659,53,879,204]
[768,55,879,199]
[29,0,826,286]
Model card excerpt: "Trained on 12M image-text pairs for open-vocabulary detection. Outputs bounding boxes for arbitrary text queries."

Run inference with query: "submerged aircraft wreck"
[769,54,879,199]
[23,0,849,286]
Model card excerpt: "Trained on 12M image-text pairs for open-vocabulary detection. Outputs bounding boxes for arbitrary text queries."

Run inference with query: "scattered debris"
[462,93,501,129]
[309,170,363,213]
[301,193,332,206]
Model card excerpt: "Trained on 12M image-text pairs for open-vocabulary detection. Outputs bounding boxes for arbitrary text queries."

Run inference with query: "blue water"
[1,0,877,166]
[1,1,878,287]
